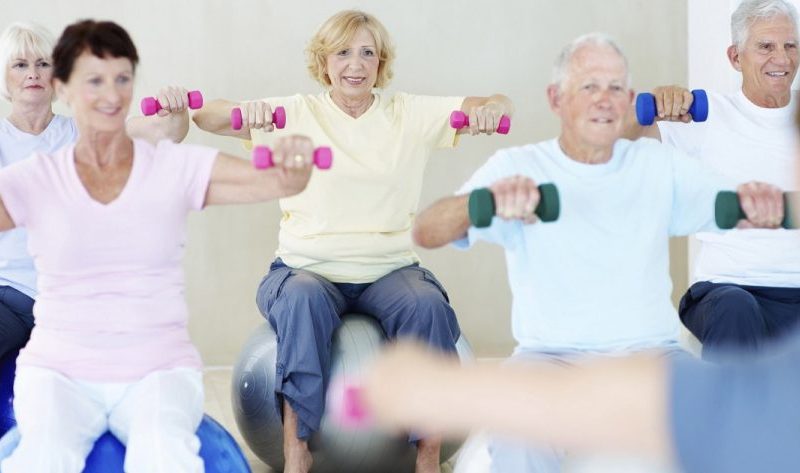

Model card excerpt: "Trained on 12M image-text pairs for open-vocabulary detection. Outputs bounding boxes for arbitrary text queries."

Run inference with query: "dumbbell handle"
[140,90,203,116]
[468,183,560,228]
[252,146,333,170]
[635,89,708,126]
[231,106,286,130]
[715,191,798,229]
[450,111,511,135]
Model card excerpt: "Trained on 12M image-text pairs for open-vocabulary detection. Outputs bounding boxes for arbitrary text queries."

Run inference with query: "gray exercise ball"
[232,313,472,473]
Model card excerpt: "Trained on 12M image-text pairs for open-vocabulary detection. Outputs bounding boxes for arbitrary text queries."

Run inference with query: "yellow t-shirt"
[250,92,463,283]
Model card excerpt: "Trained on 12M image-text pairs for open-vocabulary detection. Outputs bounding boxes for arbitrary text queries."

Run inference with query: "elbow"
[191,112,204,130]
[412,221,438,249]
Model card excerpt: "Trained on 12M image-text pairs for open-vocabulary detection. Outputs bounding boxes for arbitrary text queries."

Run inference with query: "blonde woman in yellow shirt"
[193,10,513,473]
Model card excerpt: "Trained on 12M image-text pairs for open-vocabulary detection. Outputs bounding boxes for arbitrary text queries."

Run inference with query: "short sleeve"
[666,144,731,235]
[154,140,218,211]
[400,93,464,149]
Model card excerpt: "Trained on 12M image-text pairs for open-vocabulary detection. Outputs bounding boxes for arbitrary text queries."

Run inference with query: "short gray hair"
[731,0,799,48]
[551,33,630,89]
[0,22,55,102]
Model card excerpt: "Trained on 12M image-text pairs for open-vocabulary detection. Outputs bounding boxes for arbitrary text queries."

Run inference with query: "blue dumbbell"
[636,89,708,126]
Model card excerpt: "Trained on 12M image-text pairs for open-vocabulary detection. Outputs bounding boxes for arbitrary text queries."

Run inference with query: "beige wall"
[0,0,688,362]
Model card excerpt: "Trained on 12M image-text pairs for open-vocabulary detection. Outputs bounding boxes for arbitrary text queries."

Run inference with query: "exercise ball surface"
[232,313,472,473]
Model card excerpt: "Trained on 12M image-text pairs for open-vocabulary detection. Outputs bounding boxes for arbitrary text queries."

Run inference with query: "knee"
[3,435,93,473]
[705,286,762,322]
[271,274,337,325]
[125,426,202,473]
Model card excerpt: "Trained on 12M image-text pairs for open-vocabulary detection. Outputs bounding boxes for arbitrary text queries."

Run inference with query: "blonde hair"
[0,22,55,101]
[306,10,395,88]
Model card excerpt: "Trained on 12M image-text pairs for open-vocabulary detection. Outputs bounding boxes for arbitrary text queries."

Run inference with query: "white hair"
[731,0,799,48]
[551,33,630,90]
[0,22,55,102]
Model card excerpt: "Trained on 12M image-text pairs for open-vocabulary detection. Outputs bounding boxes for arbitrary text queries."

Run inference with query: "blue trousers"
[679,281,800,360]
[0,286,34,359]
[255,259,461,440]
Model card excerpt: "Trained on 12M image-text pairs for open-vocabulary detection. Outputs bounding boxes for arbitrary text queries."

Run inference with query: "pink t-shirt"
[0,139,217,382]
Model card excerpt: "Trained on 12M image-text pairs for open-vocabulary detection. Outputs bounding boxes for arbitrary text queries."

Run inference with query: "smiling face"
[55,51,133,133]
[324,27,379,102]
[5,50,54,105]
[729,14,799,107]
[548,44,633,156]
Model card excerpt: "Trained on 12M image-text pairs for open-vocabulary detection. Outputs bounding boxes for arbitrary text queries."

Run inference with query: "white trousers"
[1,365,204,473]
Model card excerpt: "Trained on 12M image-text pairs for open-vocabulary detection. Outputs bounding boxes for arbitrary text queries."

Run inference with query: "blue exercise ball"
[0,414,251,472]
[232,313,472,473]
[0,351,17,437]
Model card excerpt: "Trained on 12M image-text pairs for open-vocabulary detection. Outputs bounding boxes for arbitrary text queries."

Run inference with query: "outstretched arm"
[458,94,515,135]
[127,85,192,144]
[193,99,278,140]
[413,195,470,249]
[623,85,697,141]
[363,343,672,463]
[204,135,315,206]
[414,175,540,248]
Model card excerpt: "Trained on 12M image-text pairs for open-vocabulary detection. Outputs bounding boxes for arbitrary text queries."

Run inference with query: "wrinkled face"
[56,51,133,133]
[549,44,633,152]
[325,27,379,100]
[731,15,799,105]
[5,51,54,104]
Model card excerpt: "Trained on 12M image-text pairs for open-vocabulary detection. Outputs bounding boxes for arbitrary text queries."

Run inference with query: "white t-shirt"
[0,115,78,297]
[659,90,800,287]
[456,138,725,352]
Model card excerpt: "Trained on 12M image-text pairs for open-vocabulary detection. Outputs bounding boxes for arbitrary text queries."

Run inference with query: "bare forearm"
[621,104,661,141]
[413,195,471,248]
[430,356,672,462]
[192,99,239,136]
[204,152,309,206]
[126,111,190,144]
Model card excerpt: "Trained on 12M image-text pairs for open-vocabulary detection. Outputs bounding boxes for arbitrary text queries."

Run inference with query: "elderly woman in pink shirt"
[0,19,318,473]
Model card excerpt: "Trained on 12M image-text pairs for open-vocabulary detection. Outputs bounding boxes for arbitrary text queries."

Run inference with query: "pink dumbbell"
[140,90,203,116]
[326,379,373,430]
[231,106,286,131]
[450,110,511,134]
[252,145,333,170]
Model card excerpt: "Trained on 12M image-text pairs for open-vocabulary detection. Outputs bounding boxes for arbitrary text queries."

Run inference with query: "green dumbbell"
[715,190,797,229]
[468,183,560,228]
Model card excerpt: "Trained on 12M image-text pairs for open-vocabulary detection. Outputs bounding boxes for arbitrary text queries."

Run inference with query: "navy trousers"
[0,286,33,359]
[679,281,800,360]
[256,259,461,440]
